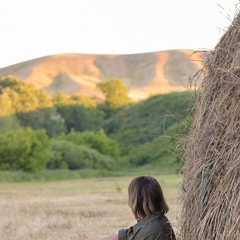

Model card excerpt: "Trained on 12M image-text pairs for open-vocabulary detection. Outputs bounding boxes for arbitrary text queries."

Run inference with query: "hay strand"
[179,11,240,240]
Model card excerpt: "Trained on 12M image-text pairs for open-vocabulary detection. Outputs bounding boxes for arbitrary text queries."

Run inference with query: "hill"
[0,49,206,101]
[103,90,195,166]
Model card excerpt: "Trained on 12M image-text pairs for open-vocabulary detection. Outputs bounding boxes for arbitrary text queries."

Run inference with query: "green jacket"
[118,213,176,240]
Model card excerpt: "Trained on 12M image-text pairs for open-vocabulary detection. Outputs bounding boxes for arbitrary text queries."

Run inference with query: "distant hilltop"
[0,49,207,101]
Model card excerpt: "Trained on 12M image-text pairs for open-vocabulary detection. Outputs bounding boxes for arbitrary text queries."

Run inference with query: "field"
[0,174,182,240]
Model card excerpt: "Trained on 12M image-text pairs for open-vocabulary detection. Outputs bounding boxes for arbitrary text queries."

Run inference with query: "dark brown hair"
[128,176,169,220]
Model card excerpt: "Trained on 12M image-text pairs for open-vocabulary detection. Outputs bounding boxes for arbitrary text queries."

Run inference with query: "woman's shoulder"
[142,214,176,239]
[118,215,176,240]
[144,214,168,228]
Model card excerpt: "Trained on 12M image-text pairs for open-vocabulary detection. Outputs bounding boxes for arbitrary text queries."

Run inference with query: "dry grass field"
[0,174,181,240]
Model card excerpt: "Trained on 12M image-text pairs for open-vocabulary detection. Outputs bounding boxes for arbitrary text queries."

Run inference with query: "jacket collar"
[132,212,163,232]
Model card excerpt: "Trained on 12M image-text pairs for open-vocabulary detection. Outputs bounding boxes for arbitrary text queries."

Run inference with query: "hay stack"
[179,13,240,240]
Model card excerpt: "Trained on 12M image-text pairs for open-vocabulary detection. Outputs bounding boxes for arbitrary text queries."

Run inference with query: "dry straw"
[179,11,240,240]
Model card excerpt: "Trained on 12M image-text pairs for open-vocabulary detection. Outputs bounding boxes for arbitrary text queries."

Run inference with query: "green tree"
[17,108,67,137]
[56,129,120,159]
[56,104,104,132]
[70,94,97,107]
[103,91,194,166]
[97,78,131,109]
[52,91,71,106]
[0,91,21,133]
[0,76,67,136]
[47,140,116,170]
[52,92,97,108]
[0,128,51,172]
[0,92,15,117]
[0,75,53,113]
[0,115,21,134]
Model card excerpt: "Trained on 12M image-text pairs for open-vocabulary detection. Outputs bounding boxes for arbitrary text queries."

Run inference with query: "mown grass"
[0,174,181,240]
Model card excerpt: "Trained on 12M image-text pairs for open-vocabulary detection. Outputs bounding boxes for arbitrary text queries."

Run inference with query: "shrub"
[56,129,120,160]
[47,140,116,170]
[56,104,104,132]
[0,127,51,172]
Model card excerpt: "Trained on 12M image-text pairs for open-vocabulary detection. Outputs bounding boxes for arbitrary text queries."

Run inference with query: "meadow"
[0,174,182,240]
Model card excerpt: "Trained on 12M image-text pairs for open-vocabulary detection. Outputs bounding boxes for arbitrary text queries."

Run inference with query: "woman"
[101,176,176,240]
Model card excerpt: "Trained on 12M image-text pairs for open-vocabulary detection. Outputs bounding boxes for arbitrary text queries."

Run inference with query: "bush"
[103,91,194,165]
[17,107,67,137]
[0,128,51,172]
[56,104,104,132]
[125,116,192,166]
[47,140,116,170]
[56,129,120,160]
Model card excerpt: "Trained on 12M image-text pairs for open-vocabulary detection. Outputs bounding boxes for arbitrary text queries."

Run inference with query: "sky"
[0,0,239,68]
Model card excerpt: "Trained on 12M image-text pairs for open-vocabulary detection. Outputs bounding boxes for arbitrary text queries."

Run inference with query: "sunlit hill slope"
[0,49,206,101]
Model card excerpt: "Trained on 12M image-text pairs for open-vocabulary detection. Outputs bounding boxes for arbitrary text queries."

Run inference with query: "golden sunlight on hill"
[0,49,206,101]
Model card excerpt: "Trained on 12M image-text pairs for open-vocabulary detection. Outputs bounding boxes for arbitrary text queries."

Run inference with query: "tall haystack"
[179,12,240,240]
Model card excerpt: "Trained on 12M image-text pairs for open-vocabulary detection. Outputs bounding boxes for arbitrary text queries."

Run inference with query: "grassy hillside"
[104,91,195,168]
[0,50,205,101]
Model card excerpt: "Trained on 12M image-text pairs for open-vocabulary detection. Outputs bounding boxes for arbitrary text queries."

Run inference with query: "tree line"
[0,75,194,173]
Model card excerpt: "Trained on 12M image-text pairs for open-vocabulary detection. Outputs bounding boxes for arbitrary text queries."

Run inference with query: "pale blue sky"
[0,0,238,68]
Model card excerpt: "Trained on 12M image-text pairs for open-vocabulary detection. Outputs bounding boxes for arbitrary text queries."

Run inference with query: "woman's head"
[128,176,169,220]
